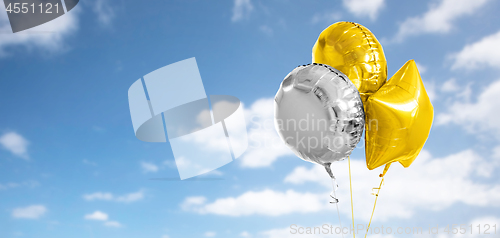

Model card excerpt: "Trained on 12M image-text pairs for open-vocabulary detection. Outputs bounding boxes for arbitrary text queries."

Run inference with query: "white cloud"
[394,0,490,42]
[232,0,253,22]
[141,162,159,173]
[0,180,39,190]
[259,25,273,36]
[451,30,500,70]
[285,149,500,221]
[240,231,251,237]
[494,146,500,159]
[181,189,328,217]
[441,78,459,92]
[104,221,122,227]
[92,0,115,26]
[181,148,500,221]
[204,231,216,237]
[162,235,170,238]
[84,211,122,228]
[437,79,500,137]
[415,62,427,74]
[0,132,29,159]
[241,98,294,168]
[84,211,108,221]
[168,97,290,169]
[115,190,144,203]
[181,196,207,210]
[12,205,47,219]
[83,190,144,203]
[342,0,385,20]
[311,11,342,24]
[423,80,437,102]
[83,159,97,166]
[0,3,80,56]
[83,192,114,201]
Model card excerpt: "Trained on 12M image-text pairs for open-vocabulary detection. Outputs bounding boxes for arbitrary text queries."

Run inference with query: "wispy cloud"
[285,149,500,221]
[415,62,427,74]
[232,0,253,22]
[0,3,80,56]
[240,98,294,168]
[82,159,98,166]
[115,190,144,203]
[181,189,327,217]
[259,25,273,36]
[0,132,29,159]
[240,231,251,237]
[342,0,385,20]
[141,162,159,173]
[84,211,108,221]
[83,190,144,203]
[204,231,216,237]
[394,0,490,42]
[441,78,460,93]
[311,11,342,25]
[184,148,499,220]
[92,0,116,26]
[104,221,122,227]
[437,79,500,138]
[451,30,500,70]
[84,211,122,227]
[0,180,39,190]
[12,205,47,219]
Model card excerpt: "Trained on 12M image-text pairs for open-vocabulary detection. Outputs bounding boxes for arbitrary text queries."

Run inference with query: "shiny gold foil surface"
[312,22,387,102]
[364,60,433,171]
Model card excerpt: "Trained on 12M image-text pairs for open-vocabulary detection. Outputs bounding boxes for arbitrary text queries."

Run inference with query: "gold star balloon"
[364,60,434,176]
[312,22,387,102]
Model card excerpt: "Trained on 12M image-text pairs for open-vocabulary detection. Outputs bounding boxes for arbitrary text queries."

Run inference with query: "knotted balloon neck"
[324,162,334,178]
[379,163,391,177]
[324,163,339,204]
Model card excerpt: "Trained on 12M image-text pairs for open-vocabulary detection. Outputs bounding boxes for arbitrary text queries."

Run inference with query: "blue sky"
[1,0,500,237]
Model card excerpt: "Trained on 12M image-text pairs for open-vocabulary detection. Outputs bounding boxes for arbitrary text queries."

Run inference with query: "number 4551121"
[5,3,59,14]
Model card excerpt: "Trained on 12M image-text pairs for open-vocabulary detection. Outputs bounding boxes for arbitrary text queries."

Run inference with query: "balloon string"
[348,156,356,238]
[331,177,345,238]
[364,177,385,238]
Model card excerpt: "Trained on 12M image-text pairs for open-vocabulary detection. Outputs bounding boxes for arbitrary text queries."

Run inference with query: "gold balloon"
[312,21,387,102]
[364,60,433,176]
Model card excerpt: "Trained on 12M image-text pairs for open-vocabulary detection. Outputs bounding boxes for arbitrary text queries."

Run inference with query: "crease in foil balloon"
[275,63,365,170]
[312,21,387,102]
[364,60,434,176]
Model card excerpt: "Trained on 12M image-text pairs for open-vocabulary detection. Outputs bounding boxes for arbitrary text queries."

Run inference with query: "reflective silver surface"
[274,63,365,166]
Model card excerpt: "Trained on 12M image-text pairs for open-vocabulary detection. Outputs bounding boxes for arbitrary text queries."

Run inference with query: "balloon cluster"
[274,21,434,200]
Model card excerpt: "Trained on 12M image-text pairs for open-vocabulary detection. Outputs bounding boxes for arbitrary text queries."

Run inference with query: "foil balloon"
[364,60,433,176]
[274,63,365,174]
[312,21,387,102]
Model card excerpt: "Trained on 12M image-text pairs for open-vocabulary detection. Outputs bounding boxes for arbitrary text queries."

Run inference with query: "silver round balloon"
[274,63,365,170]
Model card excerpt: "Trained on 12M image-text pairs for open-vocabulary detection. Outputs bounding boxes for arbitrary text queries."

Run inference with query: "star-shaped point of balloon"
[365,60,434,173]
